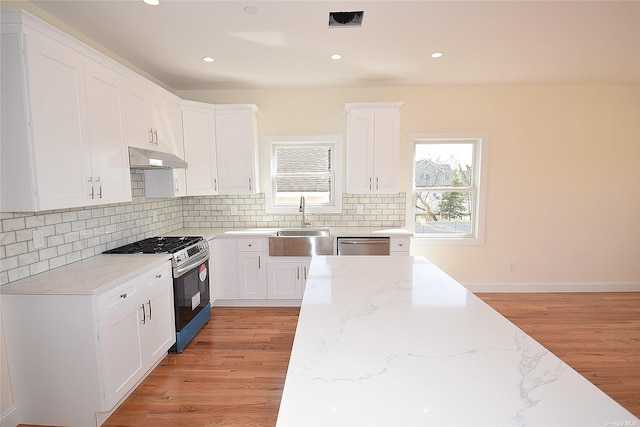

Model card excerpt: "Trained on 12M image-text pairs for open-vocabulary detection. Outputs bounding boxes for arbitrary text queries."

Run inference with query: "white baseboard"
[463,281,640,293]
[0,405,18,427]
[212,299,302,307]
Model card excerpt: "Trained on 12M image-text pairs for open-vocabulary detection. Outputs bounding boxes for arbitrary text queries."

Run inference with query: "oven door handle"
[174,250,210,278]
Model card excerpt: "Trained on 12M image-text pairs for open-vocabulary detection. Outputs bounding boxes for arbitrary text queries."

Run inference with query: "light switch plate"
[357,204,365,215]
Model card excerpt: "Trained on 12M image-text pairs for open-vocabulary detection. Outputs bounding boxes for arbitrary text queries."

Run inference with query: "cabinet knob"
[120,293,128,299]
[156,274,162,279]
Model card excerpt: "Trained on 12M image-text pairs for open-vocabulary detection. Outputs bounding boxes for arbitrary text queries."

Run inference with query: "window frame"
[407,132,488,246]
[263,135,343,214]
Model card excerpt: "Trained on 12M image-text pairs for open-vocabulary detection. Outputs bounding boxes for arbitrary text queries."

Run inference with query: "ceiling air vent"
[329,11,364,27]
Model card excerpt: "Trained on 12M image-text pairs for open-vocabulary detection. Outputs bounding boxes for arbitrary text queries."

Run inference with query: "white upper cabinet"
[181,103,219,196]
[0,12,131,211]
[345,102,403,194]
[123,81,184,157]
[84,61,132,205]
[215,105,260,194]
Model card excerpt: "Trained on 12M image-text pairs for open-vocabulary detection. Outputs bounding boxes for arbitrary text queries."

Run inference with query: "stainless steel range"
[105,236,210,353]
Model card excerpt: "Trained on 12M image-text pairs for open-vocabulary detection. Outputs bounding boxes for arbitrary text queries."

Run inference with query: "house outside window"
[408,133,488,245]
[264,135,343,214]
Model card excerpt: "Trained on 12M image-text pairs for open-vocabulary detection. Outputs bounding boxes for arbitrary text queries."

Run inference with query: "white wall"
[177,84,640,288]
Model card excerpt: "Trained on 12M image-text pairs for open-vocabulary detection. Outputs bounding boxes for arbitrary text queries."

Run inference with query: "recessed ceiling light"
[244,6,258,14]
[431,52,443,58]
[143,0,159,5]
[331,54,342,60]
[202,57,215,63]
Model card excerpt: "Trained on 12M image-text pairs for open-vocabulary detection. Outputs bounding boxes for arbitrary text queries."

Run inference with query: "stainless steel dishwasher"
[336,237,390,255]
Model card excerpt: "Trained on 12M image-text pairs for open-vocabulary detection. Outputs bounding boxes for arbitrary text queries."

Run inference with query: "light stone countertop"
[166,227,413,241]
[0,254,171,295]
[276,256,638,427]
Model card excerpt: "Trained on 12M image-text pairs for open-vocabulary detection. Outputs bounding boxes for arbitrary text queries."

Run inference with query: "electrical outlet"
[152,211,158,222]
[508,261,517,272]
[357,204,365,215]
[33,229,45,249]
[230,205,238,216]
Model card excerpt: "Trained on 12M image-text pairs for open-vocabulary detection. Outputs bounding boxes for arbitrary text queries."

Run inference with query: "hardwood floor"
[23,293,639,426]
[102,307,300,427]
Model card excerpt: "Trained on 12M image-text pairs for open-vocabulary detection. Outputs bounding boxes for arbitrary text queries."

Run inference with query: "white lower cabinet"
[267,257,311,299]
[236,238,268,299]
[1,262,175,427]
[390,236,411,256]
[211,237,267,302]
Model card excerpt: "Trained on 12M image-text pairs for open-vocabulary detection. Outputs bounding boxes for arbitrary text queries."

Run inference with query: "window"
[264,135,343,214]
[408,133,488,244]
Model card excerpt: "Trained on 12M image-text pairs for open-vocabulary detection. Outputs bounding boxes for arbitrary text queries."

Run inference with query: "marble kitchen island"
[277,256,638,426]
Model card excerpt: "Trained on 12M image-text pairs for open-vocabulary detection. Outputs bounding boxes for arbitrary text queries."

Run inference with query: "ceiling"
[26,0,640,91]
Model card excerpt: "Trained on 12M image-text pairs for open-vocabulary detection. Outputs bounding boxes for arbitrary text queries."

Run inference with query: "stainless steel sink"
[275,228,330,237]
[269,228,334,256]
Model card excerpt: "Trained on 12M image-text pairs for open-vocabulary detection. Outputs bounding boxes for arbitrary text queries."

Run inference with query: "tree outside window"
[412,137,485,240]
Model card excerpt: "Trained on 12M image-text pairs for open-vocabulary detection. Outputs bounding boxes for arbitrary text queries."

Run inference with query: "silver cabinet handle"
[213,178,217,191]
[258,255,261,269]
[147,299,152,320]
[297,267,300,280]
[304,266,307,280]
[97,177,102,199]
[88,177,94,199]
[376,177,379,190]
[369,177,372,191]
[140,304,146,325]
[153,129,158,146]
[148,129,154,145]
[120,293,127,299]
[248,177,252,191]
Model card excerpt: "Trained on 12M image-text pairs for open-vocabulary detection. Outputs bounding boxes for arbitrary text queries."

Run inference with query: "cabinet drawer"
[97,281,139,320]
[139,262,172,290]
[97,262,171,319]
[390,237,410,252]
[237,238,264,252]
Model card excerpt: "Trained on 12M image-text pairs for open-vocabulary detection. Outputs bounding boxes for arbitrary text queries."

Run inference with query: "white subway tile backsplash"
[1,168,405,286]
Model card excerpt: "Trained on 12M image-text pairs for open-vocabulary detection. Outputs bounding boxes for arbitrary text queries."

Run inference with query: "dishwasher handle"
[338,239,389,245]
[337,237,390,256]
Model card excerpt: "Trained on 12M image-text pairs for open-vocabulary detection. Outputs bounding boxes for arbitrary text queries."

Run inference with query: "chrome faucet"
[299,195,311,228]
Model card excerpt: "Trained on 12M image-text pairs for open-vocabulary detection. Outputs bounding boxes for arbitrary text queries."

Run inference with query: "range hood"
[128,147,188,169]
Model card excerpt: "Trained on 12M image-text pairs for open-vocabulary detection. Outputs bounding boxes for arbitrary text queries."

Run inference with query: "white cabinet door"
[141,278,175,365]
[236,238,267,299]
[345,110,376,194]
[152,96,184,157]
[211,238,238,300]
[99,301,145,410]
[23,30,91,210]
[372,110,400,194]
[267,259,310,299]
[84,61,132,205]
[182,108,218,195]
[215,106,260,194]
[123,83,154,150]
[237,251,267,299]
[123,83,184,156]
[346,103,402,194]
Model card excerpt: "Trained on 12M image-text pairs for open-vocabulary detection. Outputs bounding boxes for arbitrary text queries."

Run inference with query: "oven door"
[173,256,211,332]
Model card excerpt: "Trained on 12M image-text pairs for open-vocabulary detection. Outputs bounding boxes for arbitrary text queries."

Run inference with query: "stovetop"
[104,236,204,255]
